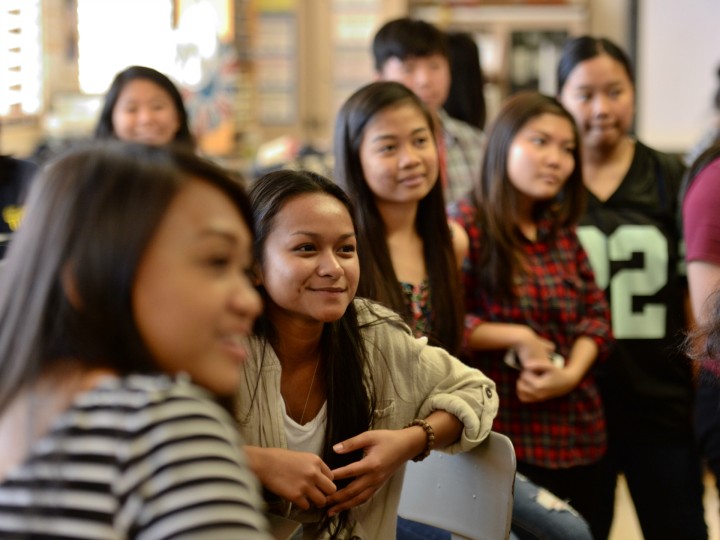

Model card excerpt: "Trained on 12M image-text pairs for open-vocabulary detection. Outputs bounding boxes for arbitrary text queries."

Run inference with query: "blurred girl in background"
[94,65,196,150]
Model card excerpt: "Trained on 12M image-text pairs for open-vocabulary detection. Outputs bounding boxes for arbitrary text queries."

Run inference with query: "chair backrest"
[266,513,303,540]
[397,431,516,540]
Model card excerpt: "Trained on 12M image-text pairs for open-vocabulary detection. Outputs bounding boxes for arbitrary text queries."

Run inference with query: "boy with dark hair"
[373,17,485,204]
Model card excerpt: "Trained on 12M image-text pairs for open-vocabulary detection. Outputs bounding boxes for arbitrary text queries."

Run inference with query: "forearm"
[468,322,532,351]
[565,336,599,384]
[425,409,463,449]
[403,410,463,460]
[243,445,270,479]
[688,261,720,323]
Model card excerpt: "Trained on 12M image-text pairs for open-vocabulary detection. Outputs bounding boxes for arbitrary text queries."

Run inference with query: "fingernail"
[333,443,343,451]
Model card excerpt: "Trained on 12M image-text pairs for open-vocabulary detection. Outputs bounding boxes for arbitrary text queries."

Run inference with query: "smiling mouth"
[309,287,346,293]
[220,334,250,363]
[399,174,425,183]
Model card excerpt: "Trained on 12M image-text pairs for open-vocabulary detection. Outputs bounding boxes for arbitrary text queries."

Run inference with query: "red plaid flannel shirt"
[450,197,613,468]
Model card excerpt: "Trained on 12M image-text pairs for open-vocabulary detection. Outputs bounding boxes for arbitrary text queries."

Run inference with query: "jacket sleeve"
[359,300,498,455]
[413,337,499,453]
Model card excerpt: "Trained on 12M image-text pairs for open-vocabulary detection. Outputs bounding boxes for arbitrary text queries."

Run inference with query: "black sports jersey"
[577,140,693,442]
[0,156,35,258]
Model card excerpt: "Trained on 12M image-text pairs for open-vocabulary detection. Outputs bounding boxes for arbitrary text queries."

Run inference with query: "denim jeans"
[396,472,592,540]
[510,473,592,540]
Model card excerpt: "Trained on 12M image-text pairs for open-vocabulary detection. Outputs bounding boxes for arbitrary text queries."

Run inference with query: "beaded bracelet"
[405,418,435,462]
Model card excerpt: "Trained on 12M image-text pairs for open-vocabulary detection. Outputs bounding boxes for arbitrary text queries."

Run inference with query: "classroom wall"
[634,0,720,153]
[4,0,717,158]
[588,0,630,50]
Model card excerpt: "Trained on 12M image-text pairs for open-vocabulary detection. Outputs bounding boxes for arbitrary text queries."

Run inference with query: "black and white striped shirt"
[0,374,270,539]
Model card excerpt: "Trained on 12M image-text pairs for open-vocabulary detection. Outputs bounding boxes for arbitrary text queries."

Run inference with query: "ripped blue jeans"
[510,473,592,540]
[396,472,592,540]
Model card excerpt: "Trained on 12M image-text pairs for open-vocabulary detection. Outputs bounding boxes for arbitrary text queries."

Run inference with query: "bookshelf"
[409,1,589,123]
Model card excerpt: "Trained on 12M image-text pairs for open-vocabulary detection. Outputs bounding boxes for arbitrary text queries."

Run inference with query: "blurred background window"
[0,0,42,117]
[77,0,174,94]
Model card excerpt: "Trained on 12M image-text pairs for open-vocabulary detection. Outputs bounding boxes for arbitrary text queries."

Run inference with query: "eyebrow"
[290,231,356,240]
[198,229,239,243]
[525,128,575,145]
[370,126,429,144]
[118,95,169,103]
[574,80,625,90]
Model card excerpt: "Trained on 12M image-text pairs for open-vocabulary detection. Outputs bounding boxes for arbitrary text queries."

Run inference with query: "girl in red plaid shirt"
[448,91,613,538]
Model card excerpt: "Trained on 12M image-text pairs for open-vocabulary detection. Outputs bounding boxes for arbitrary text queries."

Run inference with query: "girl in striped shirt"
[0,141,270,539]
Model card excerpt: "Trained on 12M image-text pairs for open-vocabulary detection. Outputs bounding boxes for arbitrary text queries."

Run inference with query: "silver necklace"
[299,358,320,425]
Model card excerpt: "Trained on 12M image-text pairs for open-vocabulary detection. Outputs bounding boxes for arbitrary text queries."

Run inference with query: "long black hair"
[248,169,375,538]
[444,32,486,130]
[333,81,463,354]
[0,141,252,414]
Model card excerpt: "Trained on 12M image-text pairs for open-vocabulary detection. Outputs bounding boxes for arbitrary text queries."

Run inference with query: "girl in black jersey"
[558,36,706,540]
